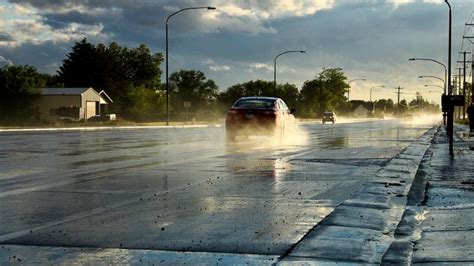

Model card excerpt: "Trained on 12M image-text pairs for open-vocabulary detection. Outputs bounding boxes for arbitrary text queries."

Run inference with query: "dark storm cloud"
[0,40,72,73]
[9,0,211,48]
[8,0,71,9]
[164,0,448,64]
[43,10,107,29]
[8,0,136,10]
[0,32,14,42]
[9,0,208,30]
[4,0,473,91]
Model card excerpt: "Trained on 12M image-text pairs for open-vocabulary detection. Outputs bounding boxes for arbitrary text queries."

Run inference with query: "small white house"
[35,87,112,121]
[353,104,369,118]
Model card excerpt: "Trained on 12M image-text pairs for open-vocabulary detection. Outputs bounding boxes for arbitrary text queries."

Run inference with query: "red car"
[225,97,296,141]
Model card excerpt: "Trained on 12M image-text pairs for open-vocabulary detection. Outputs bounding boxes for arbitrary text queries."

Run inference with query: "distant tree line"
[0,39,440,123]
[0,65,55,122]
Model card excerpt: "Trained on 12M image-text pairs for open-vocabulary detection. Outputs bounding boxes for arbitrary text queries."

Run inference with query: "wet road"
[0,119,437,261]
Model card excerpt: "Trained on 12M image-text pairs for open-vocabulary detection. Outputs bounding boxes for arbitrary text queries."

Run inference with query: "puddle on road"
[71,155,148,168]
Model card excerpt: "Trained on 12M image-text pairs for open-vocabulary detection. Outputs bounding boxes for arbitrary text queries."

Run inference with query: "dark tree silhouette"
[57,38,164,116]
[169,69,218,113]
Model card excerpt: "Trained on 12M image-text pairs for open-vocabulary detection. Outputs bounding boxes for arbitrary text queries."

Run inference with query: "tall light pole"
[273,50,306,96]
[409,58,447,95]
[445,0,453,156]
[347,78,366,102]
[369,85,385,102]
[166,6,216,126]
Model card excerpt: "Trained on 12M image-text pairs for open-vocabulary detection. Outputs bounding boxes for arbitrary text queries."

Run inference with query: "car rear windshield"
[233,98,275,109]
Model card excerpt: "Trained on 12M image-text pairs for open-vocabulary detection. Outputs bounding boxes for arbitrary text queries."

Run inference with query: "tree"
[299,68,349,117]
[276,83,299,109]
[169,70,218,114]
[218,80,274,109]
[398,99,409,115]
[58,38,97,88]
[374,99,394,114]
[57,38,164,117]
[218,80,299,111]
[127,86,165,121]
[409,96,440,113]
[0,65,51,121]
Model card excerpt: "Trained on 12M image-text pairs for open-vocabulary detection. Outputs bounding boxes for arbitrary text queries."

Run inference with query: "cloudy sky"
[0,0,473,104]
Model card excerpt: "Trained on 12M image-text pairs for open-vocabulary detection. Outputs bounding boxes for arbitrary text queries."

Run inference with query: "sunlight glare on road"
[403,114,443,125]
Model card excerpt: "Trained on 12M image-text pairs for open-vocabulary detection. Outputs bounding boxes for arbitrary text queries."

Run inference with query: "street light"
[369,85,385,102]
[445,0,453,156]
[418,75,445,84]
[424,84,444,90]
[347,78,366,102]
[409,58,447,94]
[165,6,216,126]
[274,50,306,96]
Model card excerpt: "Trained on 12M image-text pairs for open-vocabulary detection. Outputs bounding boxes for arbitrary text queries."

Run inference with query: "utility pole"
[458,68,462,119]
[457,52,472,119]
[463,33,474,103]
[396,86,403,116]
[460,52,470,118]
[455,70,461,120]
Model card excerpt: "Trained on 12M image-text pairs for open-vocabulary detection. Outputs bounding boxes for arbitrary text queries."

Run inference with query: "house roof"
[40,87,93,95]
[99,90,113,103]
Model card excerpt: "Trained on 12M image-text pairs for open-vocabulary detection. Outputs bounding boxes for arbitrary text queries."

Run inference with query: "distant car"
[322,111,336,124]
[87,114,117,122]
[404,114,414,121]
[225,97,296,141]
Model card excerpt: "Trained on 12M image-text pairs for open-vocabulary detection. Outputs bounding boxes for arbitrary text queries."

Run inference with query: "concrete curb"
[279,127,436,264]
[0,244,278,265]
[402,126,474,264]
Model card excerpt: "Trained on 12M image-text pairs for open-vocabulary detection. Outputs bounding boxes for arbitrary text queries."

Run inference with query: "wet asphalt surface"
[0,119,437,259]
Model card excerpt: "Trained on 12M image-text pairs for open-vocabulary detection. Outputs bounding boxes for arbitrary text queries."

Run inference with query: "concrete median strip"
[279,127,436,264]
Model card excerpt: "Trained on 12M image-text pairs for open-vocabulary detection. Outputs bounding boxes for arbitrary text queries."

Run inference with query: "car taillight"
[264,110,276,115]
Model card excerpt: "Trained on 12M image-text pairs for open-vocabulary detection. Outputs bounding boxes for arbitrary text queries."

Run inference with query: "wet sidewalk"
[384,125,474,264]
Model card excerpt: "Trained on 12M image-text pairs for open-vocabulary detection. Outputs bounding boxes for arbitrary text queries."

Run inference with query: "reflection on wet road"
[0,119,437,257]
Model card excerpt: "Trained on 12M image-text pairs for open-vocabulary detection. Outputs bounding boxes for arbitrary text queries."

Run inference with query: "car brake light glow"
[264,110,276,115]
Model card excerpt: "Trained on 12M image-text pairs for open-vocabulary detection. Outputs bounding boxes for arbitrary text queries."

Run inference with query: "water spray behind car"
[225,96,309,147]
